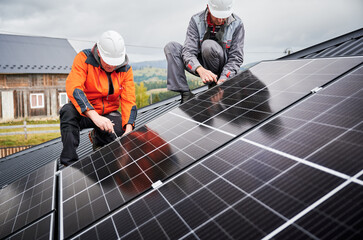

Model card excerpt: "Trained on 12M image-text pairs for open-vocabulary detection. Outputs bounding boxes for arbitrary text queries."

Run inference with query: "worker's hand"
[217,78,226,85]
[123,124,133,135]
[86,110,115,133]
[196,66,217,84]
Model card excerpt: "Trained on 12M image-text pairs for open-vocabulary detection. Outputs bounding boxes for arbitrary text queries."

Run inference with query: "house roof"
[0,34,76,74]
[279,28,363,60]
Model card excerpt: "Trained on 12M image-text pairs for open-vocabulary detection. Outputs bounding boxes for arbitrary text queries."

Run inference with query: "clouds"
[0,0,362,63]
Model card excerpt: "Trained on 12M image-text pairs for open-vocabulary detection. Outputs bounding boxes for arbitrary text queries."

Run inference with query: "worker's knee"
[201,40,223,59]
[164,41,182,55]
[59,103,81,130]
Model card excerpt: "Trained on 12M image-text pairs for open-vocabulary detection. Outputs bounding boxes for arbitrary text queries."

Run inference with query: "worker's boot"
[181,91,195,104]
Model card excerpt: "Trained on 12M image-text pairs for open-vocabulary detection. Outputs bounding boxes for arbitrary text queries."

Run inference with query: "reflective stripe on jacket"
[66,49,137,129]
[182,9,245,80]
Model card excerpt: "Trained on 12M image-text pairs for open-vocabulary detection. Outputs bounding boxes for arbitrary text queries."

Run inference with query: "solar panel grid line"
[261,171,361,240]
[241,138,351,181]
[169,111,236,138]
[351,170,363,186]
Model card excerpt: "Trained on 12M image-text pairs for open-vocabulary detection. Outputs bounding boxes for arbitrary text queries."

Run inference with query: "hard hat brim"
[209,9,232,19]
[98,46,126,66]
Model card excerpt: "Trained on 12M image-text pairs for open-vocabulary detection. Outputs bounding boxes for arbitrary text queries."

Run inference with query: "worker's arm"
[120,66,137,130]
[66,52,95,115]
[124,124,133,135]
[182,16,203,74]
[219,20,245,81]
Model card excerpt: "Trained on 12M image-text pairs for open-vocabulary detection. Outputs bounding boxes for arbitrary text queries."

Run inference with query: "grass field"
[0,120,61,147]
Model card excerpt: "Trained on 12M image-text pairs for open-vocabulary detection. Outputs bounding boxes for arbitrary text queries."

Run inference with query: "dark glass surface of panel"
[253,164,344,219]
[7,214,53,240]
[246,66,363,176]
[0,162,55,240]
[276,183,363,239]
[62,113,233,238]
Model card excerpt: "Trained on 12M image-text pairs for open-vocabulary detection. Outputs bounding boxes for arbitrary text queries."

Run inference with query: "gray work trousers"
[164,40,225,92]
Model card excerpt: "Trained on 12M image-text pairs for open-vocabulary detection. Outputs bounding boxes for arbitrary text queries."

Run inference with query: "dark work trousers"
[164,39,226,92]
[59,103,124,166]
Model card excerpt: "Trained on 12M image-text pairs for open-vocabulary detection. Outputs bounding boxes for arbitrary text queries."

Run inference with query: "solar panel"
[70,60,363,239]
[60,56,363,238]
[0,161,56,239]
[7,213,54,240]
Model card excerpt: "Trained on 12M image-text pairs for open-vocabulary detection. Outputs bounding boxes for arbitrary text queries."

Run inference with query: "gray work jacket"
[182,9,245,80]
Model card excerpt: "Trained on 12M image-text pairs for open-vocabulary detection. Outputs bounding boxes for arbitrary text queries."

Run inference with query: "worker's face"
[100,57,117,72]
[98,51,117,72]
[210,14,227,25]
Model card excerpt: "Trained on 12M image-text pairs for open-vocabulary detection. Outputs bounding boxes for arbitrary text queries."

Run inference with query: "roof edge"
[279,28,363,60]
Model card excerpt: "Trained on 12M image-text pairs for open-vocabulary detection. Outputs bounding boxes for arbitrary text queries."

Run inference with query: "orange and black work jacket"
[66,47,137,129]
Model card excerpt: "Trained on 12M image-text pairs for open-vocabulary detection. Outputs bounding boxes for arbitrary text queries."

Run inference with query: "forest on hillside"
[133,67,203,108]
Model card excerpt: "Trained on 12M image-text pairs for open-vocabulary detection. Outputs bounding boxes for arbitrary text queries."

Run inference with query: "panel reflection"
[179,70,275,135]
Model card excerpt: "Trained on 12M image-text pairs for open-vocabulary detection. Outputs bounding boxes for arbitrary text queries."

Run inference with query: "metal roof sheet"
[280,28,363,60]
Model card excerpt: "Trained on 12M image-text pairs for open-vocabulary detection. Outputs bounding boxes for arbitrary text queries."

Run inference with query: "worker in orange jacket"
[60,30,137,166]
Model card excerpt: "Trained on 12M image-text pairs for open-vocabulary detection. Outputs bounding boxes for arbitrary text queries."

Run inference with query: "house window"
[59,92,69,107]
[30,93,44,109]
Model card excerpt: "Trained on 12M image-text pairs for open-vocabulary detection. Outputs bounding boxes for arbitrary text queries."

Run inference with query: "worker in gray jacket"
[164,0,245,103]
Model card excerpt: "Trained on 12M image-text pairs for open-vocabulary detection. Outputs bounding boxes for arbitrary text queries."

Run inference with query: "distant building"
[0,34,77,122]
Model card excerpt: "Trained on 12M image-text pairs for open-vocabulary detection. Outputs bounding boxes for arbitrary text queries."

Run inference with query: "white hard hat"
[97,30,126,66]
[208,0,234,19]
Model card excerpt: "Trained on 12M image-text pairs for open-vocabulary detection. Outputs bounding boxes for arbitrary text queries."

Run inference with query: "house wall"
[0,73,68,122]
[1,91,14,121]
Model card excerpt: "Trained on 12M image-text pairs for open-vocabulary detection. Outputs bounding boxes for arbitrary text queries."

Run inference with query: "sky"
[0,0,362,64]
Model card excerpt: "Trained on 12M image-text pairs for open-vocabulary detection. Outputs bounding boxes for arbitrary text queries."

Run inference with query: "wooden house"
[0,34,77,122]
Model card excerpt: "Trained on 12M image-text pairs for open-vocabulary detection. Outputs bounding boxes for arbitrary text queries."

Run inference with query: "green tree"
[135,82,149,108]
[150,93,161,104]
